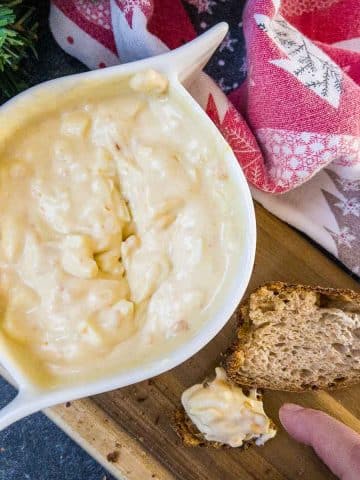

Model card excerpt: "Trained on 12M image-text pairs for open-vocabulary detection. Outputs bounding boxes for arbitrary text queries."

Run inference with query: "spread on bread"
[0,70,242,385]
[181,367,276,447]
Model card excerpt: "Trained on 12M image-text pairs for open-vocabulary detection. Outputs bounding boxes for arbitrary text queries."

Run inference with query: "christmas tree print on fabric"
[255,14,343,108]
[322,170,360,275]
[206,94,270,189]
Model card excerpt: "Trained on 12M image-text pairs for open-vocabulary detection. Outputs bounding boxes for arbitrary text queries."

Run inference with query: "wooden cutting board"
[45,203,360,480]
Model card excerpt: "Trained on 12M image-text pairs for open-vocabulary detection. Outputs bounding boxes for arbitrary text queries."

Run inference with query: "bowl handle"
[0,390,40,431]
[0,366,41,430]
[164,22,229,84]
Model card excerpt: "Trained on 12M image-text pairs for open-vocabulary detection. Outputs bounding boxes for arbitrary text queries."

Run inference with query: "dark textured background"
[0,1,247,478]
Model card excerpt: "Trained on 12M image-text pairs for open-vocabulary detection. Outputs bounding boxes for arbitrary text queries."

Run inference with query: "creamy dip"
[182,368,276,447]
[0,70,242,386]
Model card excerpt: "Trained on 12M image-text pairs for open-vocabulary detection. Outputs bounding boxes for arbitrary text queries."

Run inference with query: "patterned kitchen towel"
[49,0,360,275]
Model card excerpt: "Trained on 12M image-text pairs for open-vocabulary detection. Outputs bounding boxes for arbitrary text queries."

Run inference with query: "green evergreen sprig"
[0,0,38,98]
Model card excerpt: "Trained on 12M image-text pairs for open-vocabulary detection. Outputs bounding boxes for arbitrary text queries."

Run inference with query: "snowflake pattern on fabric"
[75,0,111,30]
[219,33,238,52]
[334,198,360,217]
[184,0,217,14]
[323,169,360,275]
[331,136,360,167]
[331,227,356,248]
[257,129,360,190]
[255,14,343,107]
[338,177,360,192]
[116,0,152,27]
[182,0,248,92]
[239,58,247,75]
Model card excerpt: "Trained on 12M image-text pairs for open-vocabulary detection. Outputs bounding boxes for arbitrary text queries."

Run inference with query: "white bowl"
[0,23,256,430]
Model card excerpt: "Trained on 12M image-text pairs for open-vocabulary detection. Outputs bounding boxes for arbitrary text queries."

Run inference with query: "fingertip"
[280,403,304,414]
[279,403,304,426]
[279,405,360,479]
[278,403,315,444]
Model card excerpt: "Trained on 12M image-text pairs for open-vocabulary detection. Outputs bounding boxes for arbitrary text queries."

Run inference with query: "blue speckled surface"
[0,378,115,480]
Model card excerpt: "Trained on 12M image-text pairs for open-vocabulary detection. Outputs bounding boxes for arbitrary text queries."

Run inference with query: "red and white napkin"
[50,0,360,276]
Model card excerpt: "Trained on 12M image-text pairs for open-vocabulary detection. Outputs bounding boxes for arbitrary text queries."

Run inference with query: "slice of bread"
[226,282,360,391]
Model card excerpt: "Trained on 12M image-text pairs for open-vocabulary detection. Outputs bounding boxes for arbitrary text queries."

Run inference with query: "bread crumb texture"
[226,282,360,391]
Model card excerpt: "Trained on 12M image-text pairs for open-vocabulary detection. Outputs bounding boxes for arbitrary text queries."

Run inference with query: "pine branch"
[305,80,323,88]
[0,0,38,99]
[321,63,330,97]
[290,42,305,55]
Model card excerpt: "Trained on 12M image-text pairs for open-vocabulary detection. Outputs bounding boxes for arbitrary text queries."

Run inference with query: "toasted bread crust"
[258,281,360,305]
[173,408,227,448]
[225,282,360,392]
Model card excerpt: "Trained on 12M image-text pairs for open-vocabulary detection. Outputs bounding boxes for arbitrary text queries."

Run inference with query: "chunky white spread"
[182,368,276,447]
[0,70,242,385]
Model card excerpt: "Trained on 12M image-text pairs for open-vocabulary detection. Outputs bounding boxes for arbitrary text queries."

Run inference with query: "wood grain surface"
[47,203,360,480]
